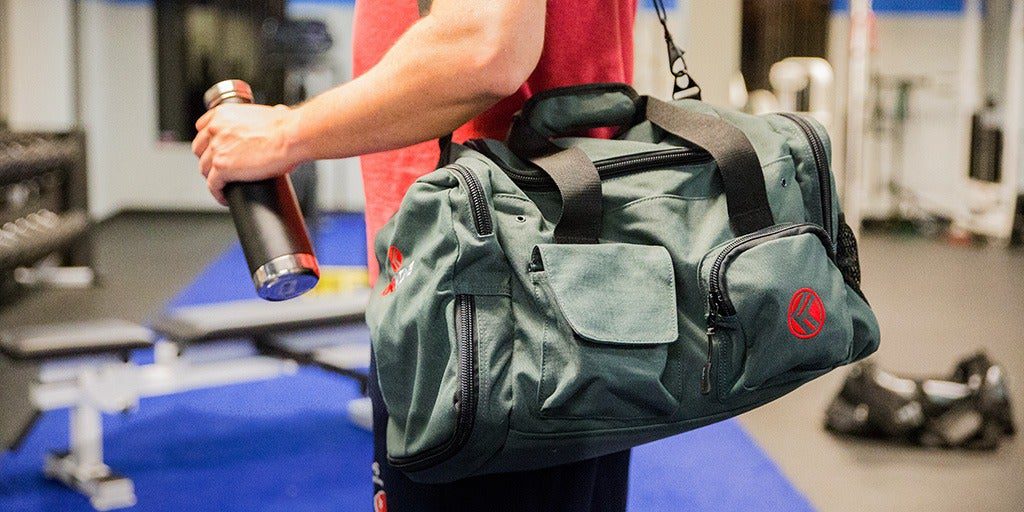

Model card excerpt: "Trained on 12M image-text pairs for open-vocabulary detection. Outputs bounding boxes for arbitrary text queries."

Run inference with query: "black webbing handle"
[508,94,775,241]
[530,148,604,244]
[645,97,774,235]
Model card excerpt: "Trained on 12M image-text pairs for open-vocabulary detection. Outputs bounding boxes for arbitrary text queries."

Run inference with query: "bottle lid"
[203,80,254,109]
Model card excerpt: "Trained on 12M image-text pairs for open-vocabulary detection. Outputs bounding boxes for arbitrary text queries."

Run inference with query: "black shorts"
[368,355,631,512]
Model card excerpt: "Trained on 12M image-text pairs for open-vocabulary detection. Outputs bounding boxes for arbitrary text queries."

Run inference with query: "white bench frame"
[28,340,299,511]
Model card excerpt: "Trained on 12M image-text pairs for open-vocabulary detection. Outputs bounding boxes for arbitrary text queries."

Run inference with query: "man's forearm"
[286,1,545,164]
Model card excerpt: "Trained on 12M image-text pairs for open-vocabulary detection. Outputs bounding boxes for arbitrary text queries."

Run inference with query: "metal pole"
[843,0,874,235]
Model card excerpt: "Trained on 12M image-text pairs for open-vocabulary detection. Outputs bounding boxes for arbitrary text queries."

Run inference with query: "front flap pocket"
[700,223,855,401]
[531,243,678,344]
[530,243,679,420]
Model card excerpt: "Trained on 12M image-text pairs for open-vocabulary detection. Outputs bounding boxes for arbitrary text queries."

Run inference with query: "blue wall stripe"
[832,0,964,13]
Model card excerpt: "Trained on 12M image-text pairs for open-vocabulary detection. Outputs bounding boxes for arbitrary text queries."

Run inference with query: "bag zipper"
[388,294,479,471]
[776,113,834,238]
[450,164,493,236]
[464,141,712,191]
[700,223,834,394]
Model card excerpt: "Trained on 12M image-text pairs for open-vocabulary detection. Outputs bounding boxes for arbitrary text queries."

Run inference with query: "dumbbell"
[202,80,320,301]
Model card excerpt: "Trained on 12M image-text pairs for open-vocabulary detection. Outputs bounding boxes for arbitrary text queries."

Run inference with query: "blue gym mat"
[0,213,813,511]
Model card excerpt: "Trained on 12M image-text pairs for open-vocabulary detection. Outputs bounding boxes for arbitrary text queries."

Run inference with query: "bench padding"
[0,320,153,361]
[152,290,368,345]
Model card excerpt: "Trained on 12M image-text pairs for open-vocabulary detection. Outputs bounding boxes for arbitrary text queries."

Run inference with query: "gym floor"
[3,212,1021,511]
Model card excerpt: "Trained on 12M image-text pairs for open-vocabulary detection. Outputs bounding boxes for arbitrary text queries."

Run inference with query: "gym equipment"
[261,18,336,218]
[957,0,1024,241]
[842,0,874,235]
[844,0,1024,240]
[202,80,320,301]
[826,353,1016,450]
[0,290,369,510]
[0,131,93,300]
[768,57,835,129]
[0,320,154,510]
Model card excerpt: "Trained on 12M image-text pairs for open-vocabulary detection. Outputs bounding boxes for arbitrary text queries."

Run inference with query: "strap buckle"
[652,0,702,101]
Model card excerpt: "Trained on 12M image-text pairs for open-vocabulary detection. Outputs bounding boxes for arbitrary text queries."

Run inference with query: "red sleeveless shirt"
[353,0,638,281]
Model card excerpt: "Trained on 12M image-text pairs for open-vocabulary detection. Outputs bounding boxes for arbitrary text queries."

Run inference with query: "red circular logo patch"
[787,288,826,339]
[374,490,387,512]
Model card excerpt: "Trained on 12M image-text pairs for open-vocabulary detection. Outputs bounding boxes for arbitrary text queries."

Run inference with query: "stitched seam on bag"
[446,188,462,291]
[508,398,772,438]
[492,193,533,204]
[533,274,553,414]
[609,194,715,213]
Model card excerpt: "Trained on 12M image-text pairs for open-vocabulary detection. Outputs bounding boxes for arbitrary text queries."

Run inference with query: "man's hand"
[190,0,544,205]
[192,103,301,205]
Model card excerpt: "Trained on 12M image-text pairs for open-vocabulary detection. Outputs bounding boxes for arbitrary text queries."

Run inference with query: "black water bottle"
[203,79,319,301]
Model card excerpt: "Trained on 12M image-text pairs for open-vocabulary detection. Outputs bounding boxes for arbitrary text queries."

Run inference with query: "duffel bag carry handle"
[531,148,605,245]
[507,83,643,155]
[509,92,775,239]
[506,84,639,245]
[644,97,775,235]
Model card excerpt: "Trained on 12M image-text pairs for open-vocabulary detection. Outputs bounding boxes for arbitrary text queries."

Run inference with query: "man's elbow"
[465,34,542,100]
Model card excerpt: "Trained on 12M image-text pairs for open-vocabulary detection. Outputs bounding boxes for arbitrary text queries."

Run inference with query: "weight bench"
[1,320,153,511]
[1,289,369,511]
[151,290,367,346]
[152,291,373,429]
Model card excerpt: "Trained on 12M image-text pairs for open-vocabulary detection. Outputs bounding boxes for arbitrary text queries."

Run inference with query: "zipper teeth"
[450,164,493,236]
[388,295,477,471]
[502,148,712,190]
[777,113,833,238]
[701,223,832,394]
[453,294,477,446]
[707,224,803,316]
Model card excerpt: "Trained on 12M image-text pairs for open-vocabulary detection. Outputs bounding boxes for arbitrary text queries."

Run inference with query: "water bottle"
[203,79,319,301]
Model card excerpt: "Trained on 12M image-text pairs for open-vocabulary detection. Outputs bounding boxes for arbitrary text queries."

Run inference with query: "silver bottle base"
[253,253,320,301]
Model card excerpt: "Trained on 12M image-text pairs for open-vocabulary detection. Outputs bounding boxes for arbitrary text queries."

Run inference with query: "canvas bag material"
[366,83,881,483]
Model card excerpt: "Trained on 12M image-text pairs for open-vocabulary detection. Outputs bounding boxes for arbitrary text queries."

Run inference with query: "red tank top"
[354,0,638,281]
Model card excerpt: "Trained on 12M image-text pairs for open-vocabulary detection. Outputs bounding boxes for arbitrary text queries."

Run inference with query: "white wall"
[78,0,208,217]
[684,0,743,107]
[76,0,361,219]
[0,0,8,124]
[2,0,76,132]
[0,0,752,218]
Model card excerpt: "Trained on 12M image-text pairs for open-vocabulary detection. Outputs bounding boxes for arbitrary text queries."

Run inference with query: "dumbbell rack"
[0,131,92,303]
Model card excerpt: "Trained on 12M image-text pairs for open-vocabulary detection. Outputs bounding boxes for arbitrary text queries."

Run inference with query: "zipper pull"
[701,298,719,395]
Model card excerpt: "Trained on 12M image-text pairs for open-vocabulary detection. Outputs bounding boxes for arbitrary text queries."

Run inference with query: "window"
[155,0,287,142]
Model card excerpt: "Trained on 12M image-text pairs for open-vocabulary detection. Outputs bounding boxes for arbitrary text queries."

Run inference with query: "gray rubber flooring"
[1,214,1019,510]
[0,212,236,327]
[741,231,1024,512]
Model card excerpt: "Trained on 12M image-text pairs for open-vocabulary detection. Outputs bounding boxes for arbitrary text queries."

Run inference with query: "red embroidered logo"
[787,288,826,339]
[373,490,387,512]
[381,246,415,297]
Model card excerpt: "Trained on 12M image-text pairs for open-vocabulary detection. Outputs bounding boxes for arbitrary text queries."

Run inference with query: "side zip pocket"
[699,223,855,401]
[389,295,478,471]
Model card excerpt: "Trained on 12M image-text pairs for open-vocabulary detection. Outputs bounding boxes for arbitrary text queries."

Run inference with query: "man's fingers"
[199,149,214,178]
[192,129,211,158]
[196,110,215,132]
[207,169,228,206]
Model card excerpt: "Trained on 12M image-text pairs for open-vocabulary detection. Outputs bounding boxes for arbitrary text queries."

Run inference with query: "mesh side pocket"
[836,215,865,301]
